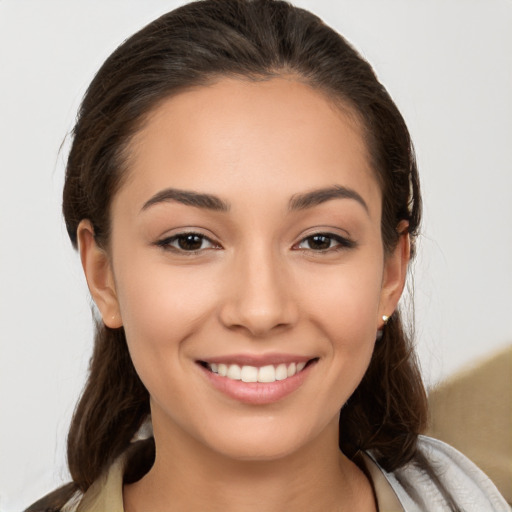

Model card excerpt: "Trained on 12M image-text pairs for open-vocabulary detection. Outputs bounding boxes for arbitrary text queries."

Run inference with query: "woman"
[26,1,508,510]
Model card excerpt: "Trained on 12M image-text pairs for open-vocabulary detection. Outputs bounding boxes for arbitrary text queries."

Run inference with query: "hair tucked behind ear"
[66,323,150,489]
[339,312,427,467]
[29,1,428,508]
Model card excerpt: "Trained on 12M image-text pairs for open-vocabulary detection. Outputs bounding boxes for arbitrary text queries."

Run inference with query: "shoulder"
[25,455,124,512]
[375,435,510,511]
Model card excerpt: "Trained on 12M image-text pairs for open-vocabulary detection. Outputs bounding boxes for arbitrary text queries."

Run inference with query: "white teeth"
[207,361,310,382]
[275,363,288,380]
[227,364,241,380]
[258,365,276,383]
[241,365,258,383]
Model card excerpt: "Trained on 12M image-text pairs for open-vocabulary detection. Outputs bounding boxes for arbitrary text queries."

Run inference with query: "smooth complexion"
[78,77,409,511]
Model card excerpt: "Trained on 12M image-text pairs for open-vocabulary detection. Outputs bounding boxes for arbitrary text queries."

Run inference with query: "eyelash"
[156,232,220,254]
[294,233,356,252]
[156,231,355,254]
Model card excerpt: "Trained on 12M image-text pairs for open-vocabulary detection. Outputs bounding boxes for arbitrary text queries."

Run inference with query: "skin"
[78,77,409,511]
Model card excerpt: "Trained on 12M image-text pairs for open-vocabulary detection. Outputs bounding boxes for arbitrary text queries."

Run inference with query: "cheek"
[298,256,383,339]
[112,259,223,420]
[112,252,220,362]
[296,256,383,400]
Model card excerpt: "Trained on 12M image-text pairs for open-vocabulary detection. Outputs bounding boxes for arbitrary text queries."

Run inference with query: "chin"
[212,437,303,462]
[199,416,325,463]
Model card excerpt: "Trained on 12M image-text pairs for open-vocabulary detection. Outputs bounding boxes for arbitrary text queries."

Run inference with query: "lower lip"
[198,362,316,405]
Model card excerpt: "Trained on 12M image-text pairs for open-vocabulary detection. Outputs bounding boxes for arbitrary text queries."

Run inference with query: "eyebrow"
[141,185,368,214]
[289,185,369,213]
[141,188,230,212]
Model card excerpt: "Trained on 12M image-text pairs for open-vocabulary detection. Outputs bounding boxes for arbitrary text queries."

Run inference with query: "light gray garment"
[368,435,510,511]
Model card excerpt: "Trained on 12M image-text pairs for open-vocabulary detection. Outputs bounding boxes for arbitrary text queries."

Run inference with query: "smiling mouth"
[198,359,318,383]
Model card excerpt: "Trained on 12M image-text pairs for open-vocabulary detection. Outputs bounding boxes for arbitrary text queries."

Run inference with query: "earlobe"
[379,221,411,323]
[77,220,123,328]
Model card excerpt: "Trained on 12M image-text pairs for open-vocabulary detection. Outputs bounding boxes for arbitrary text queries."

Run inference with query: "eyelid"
[155,229,222,253]
[293,231,356,252]
[153,227,355,254]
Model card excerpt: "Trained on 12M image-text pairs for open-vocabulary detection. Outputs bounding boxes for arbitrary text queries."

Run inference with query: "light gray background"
[1,1,511,510]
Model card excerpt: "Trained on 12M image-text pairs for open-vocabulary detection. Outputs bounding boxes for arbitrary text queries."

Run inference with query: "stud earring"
[376,314,390,341]
[106,313,121,328]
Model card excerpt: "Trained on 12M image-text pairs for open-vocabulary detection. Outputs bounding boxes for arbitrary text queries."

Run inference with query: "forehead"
[118,77,380,217]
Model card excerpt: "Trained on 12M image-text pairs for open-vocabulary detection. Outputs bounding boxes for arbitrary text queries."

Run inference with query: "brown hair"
[28,0,426,508]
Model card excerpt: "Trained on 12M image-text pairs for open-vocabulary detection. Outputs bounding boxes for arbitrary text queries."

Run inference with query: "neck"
[123,415,376,512]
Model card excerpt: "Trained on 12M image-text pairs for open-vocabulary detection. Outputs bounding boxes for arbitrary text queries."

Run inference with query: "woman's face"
[81,77,408,461]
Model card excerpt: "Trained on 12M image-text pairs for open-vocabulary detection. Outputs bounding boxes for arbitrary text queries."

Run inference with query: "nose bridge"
[220,240,297,336]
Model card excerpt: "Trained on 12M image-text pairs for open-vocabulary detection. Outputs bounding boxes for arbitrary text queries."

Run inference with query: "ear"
[378,221,411,324]
[77,220,123,328]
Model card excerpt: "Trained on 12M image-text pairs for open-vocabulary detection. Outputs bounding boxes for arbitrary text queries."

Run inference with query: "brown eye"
[176,234,204,251]
[305,235,332,250]
[157,232,218,252]
[296,233,355,252]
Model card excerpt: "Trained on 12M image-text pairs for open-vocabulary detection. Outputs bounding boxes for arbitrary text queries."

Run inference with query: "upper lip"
[197,353,315,367]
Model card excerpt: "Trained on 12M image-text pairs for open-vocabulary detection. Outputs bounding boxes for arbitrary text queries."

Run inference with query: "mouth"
[197,358,318,384]
[196,356,319,404]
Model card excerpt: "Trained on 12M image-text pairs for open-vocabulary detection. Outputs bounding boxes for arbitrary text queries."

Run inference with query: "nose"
[219,245,299,337]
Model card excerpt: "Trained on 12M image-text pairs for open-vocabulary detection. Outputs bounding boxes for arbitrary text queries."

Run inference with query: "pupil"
[178,234,202,251]
[309,235,330,250]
